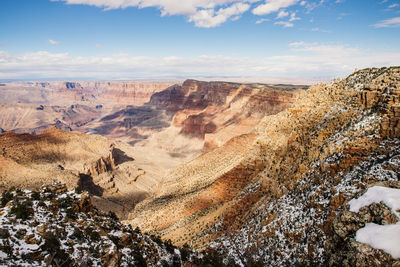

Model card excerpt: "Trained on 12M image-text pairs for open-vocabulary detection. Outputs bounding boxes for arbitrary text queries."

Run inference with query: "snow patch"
[349,186,400,259]
[348,186,400,218]
[355,223,400,259]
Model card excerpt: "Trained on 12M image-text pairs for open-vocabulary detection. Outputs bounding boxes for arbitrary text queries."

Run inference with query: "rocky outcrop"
[180,113,217,138]
[327,182,400,266]
[358,67,400,137]
[0,183,211,266]
[86,145,116,176]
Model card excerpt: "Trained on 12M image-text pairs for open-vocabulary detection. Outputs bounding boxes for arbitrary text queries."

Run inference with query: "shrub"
[0,228,10,239]
[75,186,83,194]
[41,232,72,266]
[201,250,225,267]
[180,243,191,261]
[0,190,13,207]
[10,201,32,220]
[86,227,100,241]
[71,228,84,241]
[108,211,119,220]
[164,239,175,254]
[66,207,77,219]
[30,191,40,201]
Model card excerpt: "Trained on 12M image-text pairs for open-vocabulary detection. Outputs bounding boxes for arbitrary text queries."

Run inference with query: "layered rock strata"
[128,67,400,266]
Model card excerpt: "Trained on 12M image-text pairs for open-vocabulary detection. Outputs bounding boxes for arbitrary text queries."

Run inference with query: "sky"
[0,0,399,83]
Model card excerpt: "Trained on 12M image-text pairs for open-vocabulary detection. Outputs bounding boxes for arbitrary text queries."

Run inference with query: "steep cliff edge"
[128,67,400,266]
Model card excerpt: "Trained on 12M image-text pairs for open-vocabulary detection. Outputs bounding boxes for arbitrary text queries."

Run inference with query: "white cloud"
[311,27,330,32]
[53,0,324,27]
[288,41,359,56]
[54,0,261,28]
[255,18,270,23]
[388,3,399,8]
[276,10,289,19]
[274,21,294,27]
[303,0,324,12]
[289,12,300,21]
[188,2,251,27]
[2,42,399,81]
[253,0,298,15]
[48,39,60,45]
[373,17,400,28]
[337,12,349,20]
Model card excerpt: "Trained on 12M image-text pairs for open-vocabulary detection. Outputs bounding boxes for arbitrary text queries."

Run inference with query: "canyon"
[1,67,400,266]
[0,79,304,218]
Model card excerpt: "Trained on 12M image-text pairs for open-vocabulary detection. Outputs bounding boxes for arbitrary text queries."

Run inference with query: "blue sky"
[0,0,399,82]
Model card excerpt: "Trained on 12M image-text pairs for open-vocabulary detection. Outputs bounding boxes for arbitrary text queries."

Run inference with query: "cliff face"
[36,81,174,105]
[0,81,173,136]
[128,67,400,266]
[148,80,303,149]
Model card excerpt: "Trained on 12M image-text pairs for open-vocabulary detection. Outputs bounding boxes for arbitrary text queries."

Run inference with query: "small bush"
[0,228,10,239]
[31,191,40,201]
[0,190,13,207]
[41,232,60,252]
[66,208,77,219]
[10,201,32,220]
[71,228,84,241]
[180,243,191,261]
[1,239,13,255]
[108,211,118,220]
[201,250,225,267]
[75,186,83,194]
[164,239,175,254]
[41,232,72,266]
[86,227,100,241]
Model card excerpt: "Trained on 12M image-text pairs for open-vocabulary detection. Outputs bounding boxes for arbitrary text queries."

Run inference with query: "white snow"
[355,223,400,259]
[348,186,400,218]
[349,186,400,259]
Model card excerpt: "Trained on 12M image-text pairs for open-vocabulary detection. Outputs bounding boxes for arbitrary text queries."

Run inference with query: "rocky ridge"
[0,183,218,266]
[128,67,400,266]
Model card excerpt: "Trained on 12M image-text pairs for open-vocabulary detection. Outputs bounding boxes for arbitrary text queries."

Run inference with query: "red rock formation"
[150,80,303,145]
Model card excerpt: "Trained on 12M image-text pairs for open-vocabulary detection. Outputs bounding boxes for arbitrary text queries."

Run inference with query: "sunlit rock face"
[127,67,400,266]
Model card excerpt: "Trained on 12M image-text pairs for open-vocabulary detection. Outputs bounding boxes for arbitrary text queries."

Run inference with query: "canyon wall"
[128,67,400,266]
[1,81,173,105]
